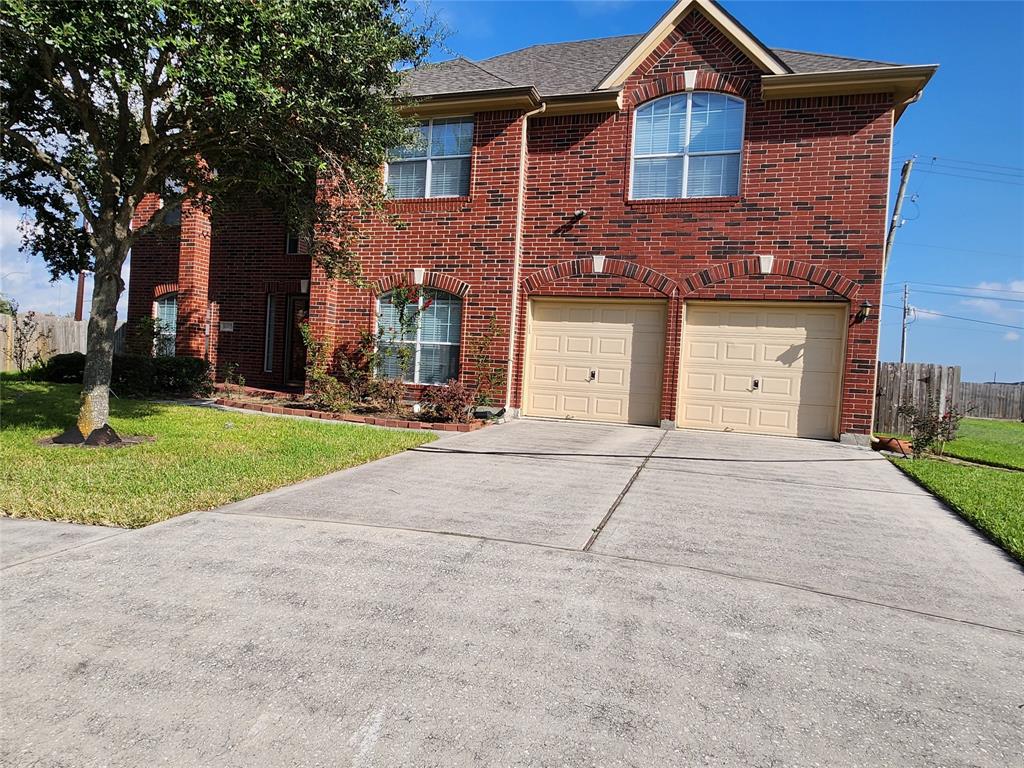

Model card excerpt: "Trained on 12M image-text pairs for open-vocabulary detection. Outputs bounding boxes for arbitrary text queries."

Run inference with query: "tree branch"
[1,128,99,231]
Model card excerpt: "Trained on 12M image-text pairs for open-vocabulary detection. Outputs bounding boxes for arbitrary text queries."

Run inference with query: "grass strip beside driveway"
[893,458,1024,564]
[0,383,434,528]
[942,419,1024,470]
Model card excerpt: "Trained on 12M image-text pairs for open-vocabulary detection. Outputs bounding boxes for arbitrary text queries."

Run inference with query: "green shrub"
[420,379,474,423]
[38,352,86,383]
[38,352,211,397]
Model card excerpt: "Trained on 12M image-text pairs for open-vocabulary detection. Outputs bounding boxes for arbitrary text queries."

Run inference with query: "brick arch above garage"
[680,258,862,300]
[522,258,679,297]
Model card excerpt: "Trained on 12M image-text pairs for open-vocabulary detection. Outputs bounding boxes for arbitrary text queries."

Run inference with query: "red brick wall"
[512,9,891,434]
[312,109,527,395]
[126,196,179,353]
[126,7,894,437]
[128,196,311,389]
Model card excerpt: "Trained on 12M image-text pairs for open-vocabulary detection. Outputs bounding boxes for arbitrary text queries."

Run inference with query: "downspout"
[504,101,546,412]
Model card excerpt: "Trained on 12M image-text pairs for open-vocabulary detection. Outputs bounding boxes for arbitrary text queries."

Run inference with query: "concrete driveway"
[2,420,1022,767]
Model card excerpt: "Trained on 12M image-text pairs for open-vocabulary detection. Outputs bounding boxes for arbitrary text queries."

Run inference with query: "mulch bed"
[37,435,156,449]
[212,395,488,432]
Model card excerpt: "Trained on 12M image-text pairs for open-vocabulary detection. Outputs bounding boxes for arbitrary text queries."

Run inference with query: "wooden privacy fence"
[875,362,1024,431]
[0,313,87,373]
[959,381,1024,421]
[874,362,961,434]
[0,314,128,371]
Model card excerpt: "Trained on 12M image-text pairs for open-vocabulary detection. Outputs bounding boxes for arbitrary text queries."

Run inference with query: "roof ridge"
[771,47,899,66]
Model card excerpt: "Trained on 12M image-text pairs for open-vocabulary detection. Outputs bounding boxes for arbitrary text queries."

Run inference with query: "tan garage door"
[678,302,846,439]
[524,299,666,426]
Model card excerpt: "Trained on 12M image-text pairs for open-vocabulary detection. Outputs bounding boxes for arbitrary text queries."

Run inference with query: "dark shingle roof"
[772,48,900,74]
[401,35,915,99]
[480,34,642,97]
[399,57,518,97]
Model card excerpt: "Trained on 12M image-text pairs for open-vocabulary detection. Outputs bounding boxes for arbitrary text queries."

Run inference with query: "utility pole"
[73,271,86,321]
[884,157,915,270]
[899,283,910,364]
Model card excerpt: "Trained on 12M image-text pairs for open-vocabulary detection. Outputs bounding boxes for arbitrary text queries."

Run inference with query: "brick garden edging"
[212,396,488,432]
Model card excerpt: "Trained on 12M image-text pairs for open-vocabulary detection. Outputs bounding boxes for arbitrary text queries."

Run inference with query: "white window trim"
[628,92,745,201]
[376,290,462,385]
[385,117,473,200]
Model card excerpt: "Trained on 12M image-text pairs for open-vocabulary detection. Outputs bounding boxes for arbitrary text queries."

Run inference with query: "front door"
[283,295,309,387]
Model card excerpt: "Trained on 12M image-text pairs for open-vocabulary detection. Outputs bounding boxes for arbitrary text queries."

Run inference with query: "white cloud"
[0,206,25,250]
[960,280,1024,322]
[1005,331,1021,342]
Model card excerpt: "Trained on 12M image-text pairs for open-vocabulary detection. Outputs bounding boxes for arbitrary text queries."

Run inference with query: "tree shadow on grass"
[1,383,166,432]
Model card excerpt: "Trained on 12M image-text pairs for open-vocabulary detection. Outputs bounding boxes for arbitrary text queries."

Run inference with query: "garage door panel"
[596,337,626,356]
[759,376,793,397]
[679,303,844,439]
[799,372,840,406]
[687,340,719,360]
[565,336,593,354]
[685,371,717,393]
[756,408,792,430]
[722,374,753,394]
[725,342,756,361]
[525,300,665,426]
[530,363,559,383]
[720,406,753,426]
[594,398,624,417]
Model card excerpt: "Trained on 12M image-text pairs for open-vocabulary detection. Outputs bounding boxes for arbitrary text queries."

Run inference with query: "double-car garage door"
[523,299,845,438]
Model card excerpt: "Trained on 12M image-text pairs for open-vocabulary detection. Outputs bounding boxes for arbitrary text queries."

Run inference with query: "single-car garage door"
[678,302,846,439]
[524,299,665,426]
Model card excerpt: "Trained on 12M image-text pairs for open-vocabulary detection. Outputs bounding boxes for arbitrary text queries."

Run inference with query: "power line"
[891,155,1024,173]
[884,280,1024,296]
[913,169,1024,186]
[893,160,1023,180]
[881,304,1024,330]
[894,242,1021,259]
[906,287,1024,304]
[891,157,1023,175]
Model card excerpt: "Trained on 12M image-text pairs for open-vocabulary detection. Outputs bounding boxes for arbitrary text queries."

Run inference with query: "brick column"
[176,198,211,358]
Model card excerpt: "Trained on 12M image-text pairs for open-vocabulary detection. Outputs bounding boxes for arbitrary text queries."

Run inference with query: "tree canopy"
[1,0,432,280]
[0,0,434,438]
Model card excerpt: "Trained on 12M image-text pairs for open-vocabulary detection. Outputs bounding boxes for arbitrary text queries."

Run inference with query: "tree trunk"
[76,244,124,437]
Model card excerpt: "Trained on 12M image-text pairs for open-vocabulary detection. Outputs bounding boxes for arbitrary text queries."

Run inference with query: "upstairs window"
[631,92,744,199]
[376,288,462,384]
[386,118,473,199]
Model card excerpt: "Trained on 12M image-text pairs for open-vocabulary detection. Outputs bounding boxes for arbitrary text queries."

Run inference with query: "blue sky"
[2,1,1021,381]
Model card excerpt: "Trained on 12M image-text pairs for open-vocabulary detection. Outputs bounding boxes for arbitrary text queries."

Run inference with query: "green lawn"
[941,418,1024,470]
[889,417,1024,563]
[0,382,434,528]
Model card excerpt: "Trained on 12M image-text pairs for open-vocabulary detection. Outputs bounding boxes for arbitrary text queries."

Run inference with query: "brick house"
[127,0,935,443]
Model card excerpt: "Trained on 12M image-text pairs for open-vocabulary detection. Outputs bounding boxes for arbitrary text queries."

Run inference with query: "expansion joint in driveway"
[583,430,669,552]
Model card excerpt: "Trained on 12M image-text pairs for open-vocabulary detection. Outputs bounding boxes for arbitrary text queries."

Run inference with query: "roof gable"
[598,0,789,89]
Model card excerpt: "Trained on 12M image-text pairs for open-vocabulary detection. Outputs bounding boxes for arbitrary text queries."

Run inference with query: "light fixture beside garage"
[854,301,873,324]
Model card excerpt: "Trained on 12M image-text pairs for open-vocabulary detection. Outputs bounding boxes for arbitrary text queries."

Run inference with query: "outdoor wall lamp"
[854,301,873,324]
